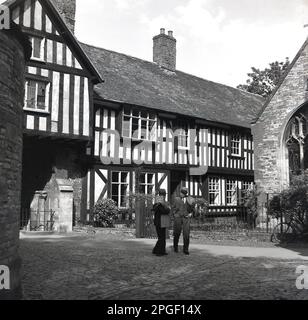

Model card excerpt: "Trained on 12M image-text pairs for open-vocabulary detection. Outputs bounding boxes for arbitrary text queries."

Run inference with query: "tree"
[237,58,290,98]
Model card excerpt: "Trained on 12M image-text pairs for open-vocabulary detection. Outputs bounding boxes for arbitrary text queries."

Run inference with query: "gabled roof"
[3,0,103,84]
[81,43,264,128]
[252,38,308,124]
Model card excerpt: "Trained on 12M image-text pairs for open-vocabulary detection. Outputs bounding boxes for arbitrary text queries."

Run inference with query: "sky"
[75,0,308,88]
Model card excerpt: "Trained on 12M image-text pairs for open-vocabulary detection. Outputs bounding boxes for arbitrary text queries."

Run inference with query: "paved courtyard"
[19,232,308,300]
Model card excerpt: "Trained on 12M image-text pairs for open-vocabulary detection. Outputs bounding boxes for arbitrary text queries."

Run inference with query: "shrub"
[194,198,209,220]
[93,198,119,228]
[242,186,260,228]
[269,174,308,233]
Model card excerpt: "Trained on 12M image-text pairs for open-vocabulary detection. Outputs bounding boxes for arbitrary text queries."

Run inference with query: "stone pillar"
[56,179,74,233]
[0,24,31,300]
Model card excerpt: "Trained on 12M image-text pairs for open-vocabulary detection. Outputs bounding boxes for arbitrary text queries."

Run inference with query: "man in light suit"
[172,187,195,255]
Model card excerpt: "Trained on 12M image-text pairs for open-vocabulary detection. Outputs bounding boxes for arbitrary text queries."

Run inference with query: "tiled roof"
[82,43,264,128]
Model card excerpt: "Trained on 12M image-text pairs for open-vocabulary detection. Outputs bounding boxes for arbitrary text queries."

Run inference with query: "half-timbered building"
[81,30,264,219]
[3,0,264,229]
[3,0,102,230]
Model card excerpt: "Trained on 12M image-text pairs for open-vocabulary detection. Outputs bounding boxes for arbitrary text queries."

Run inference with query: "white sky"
[75,0,308,88]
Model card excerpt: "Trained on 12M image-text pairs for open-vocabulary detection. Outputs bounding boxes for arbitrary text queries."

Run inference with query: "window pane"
[26,81,36,109]
[33,38,42,59]
[121,172,128,183]
[122,116,131,137]
[132,109,139,117]
[140,174,146,184]
[37,83,46,109]
[111,184,118,196]
[112,172,119,182]
[132,118,139,138]
[140,111,147,119]
[120,196,127,208]
[112,196,119,206]
[147,185,153,194]
[124,106,131,115]
[148,174,154,184]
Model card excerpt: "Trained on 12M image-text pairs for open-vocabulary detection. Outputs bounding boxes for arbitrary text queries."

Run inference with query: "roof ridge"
[81,41,263,101]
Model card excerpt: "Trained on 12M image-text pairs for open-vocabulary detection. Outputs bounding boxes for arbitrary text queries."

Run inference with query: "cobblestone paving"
[19,233,308,300]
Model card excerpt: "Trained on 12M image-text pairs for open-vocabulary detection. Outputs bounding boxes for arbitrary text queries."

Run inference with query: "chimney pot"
[168,31,173,37]
[160,28,165,34]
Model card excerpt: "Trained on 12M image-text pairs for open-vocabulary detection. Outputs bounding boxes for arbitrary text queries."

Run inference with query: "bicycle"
[271,210,308,243]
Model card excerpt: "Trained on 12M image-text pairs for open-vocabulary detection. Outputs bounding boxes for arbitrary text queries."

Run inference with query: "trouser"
[153,226,167,254]
[173,217,190,253]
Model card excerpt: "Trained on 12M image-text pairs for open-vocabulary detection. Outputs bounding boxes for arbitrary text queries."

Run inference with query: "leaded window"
[111,171,130,208]
[122,107,157,141]
[209,178,220,205]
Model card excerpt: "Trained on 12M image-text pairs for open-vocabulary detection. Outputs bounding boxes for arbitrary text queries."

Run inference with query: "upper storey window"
[122,107,157,141]
[30,36,46,62]
[230,134,241,156]
[24,80,50,112]
[177,122,189,149]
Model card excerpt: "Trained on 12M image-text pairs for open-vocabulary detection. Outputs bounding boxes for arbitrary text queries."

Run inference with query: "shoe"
[174,247,178,253]
[184,251,190,255]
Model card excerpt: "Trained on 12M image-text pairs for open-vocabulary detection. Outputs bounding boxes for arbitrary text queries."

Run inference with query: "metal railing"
[20,208,55,232]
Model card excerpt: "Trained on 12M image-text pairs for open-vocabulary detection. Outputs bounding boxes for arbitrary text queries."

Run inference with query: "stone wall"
[252,39,308,202]
[0,27,30,300]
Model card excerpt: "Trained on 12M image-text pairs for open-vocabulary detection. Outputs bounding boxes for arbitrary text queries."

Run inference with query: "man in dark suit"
[152,189,171,256]
[172,187,195,255]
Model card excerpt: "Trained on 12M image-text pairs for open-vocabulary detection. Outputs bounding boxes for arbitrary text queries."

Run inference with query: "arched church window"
[286,112,307,176]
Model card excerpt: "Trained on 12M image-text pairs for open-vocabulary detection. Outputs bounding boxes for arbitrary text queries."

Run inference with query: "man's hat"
[180,187,188,196]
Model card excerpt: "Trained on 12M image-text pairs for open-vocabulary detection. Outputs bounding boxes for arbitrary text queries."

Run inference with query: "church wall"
[252,40,308,200]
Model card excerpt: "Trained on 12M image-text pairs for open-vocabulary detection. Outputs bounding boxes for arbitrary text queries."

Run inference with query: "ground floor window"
[209,178,220,205]
[139,172,155,195]
[208,177,253,207]
[226,180,237,205]
[111,171,130,208]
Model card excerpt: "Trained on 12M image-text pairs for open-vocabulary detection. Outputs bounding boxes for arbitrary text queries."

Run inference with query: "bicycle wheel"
[271,222,296,243]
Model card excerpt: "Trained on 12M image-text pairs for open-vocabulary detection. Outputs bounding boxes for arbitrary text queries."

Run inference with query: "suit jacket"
[172,196,195,219]
[153,201,171,228]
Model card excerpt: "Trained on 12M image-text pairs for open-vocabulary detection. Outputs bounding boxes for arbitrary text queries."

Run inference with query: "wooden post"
[135,198,146,238]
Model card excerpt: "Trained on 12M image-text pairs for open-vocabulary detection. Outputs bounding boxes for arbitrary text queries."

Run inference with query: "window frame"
[208,177,221,206]
[122,108,157,141]
[29,36,46,62]
[111,171,130,209]
[226,180,238,206]
[24,79,50,113]
[175,121,190,150]
[230,134,242,157]
[139,172,155,195]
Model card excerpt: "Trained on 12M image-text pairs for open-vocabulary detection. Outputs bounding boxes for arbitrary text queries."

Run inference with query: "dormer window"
[30,36,46,62]
[24,80,50,112]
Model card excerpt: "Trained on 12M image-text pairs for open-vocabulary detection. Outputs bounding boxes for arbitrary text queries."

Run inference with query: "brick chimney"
[51,0,76,33]
[153,28,176,71]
